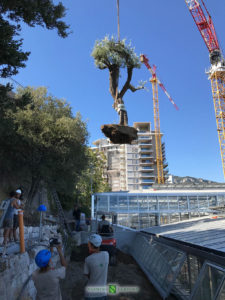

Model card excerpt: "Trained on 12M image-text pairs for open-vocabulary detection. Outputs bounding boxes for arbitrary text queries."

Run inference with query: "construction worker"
[84,234,109,300]
[3,191,22,246]
[32,244,67,300]
[98,215,112,234]
[73,204,81,231]
[11,189,23,242]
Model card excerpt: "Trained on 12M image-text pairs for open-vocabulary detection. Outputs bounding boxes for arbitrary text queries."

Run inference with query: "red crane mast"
[185,0,225,179]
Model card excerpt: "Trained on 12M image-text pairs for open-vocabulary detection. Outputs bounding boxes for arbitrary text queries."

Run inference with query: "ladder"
[0,198,10,228]
[51,189,72,235]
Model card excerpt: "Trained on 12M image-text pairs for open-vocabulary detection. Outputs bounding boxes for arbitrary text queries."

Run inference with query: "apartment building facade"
[92,122,168,191]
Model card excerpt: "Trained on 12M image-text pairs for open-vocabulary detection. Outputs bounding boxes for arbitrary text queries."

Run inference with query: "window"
[178,196,188,210]
[158,196,168,210]
[149,214,157,226]
[218,195,225,206]
[132,160,138,164]
[142,179,154,183]
[97,196,108,212]
[117,214,130,227]
[180,213,189,221]
[139,213,150,229]
[109,196,117,211]
[129,196,138,210]
[189,196,198,209]
[143,185,152,189]
[139,135,149,139]
[198,196,208,208]
[149,197,157,210]
[130,213,139,229]
[139,196,148,211]
[168,196,178,210]
[170,214,180,223]
[118,196,128,211]
[208,196,217,207]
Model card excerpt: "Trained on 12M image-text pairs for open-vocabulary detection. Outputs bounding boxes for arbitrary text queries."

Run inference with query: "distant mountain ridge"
[170,175,221,185]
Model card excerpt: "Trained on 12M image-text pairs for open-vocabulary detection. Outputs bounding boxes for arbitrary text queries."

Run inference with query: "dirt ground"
[61,245,176,300]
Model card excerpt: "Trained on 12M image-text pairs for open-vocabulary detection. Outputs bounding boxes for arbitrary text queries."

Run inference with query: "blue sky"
[8,0,225,182]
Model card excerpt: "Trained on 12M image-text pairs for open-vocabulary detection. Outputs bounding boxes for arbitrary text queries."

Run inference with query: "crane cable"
[117,0,120,41]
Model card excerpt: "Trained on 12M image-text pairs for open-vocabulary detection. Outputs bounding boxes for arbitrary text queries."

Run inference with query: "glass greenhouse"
[92,190,225,229]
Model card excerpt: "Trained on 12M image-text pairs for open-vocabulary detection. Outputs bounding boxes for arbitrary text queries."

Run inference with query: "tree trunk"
[27,177,40,208]
[109,65,119,102]
[119,110,128,126]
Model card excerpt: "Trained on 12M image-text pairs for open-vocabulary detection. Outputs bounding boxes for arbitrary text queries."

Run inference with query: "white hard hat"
[89,234,102,247]
[16,189,22,194]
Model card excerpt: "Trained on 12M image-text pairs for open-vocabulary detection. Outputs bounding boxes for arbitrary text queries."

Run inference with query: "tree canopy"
[0,86,88,205]
[0,0,69,77]
[92,36,145,125]
[58,148,110,213]
[92,36,140,70]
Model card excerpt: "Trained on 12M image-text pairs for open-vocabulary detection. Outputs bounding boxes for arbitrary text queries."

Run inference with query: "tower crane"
[184,0,225,179]
[140,54,178,184]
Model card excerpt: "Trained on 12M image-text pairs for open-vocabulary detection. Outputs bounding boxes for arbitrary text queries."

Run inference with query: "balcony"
[139,147,152,152]
[138,136,152,140]
[142,185,152,189]
[141,166,154,170]
[140,154,154,159]
[137,131,148,134]
[139,144,152,148]
[140,160,153,165]
[140,173,155,178]
[141,179,155,184]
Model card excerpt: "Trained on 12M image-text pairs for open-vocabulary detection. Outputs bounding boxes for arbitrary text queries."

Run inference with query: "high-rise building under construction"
[92,122,168,191]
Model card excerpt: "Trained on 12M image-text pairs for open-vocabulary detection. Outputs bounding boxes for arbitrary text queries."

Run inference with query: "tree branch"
[129,84,145,93]
[119,66,133,99]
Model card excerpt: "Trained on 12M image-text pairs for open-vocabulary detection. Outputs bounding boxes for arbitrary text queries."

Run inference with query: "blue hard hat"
[35,249,51,268]
[38,204,47,212]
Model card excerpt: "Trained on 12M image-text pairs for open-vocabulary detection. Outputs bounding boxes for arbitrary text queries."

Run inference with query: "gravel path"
[61,245,176,300]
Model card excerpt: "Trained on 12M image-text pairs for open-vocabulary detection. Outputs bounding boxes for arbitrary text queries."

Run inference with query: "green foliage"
[75,149,111,216]
[0,18,30,77]
[0,85,32,184]
[0,0,69,77]
[92,36,141,70]
[0,86,88,205]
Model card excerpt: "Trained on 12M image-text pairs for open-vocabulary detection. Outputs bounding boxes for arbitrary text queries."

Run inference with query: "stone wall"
[0,225,58,245]
[0,225,60,300]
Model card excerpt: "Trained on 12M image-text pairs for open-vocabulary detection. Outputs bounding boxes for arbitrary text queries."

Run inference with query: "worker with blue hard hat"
[35,249,52,268]
[32,243,67,300]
